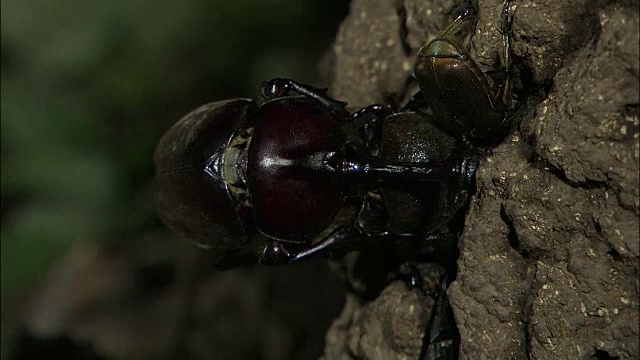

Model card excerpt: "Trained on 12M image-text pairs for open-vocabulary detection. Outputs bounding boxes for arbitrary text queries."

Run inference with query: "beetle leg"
[277,191,395,264]
[256,190,398,266]
[259,78,350,120]
[256,227,359,265]
[420,272,459,360]
[437,0,475,40]
[214,239,300,269]
[399,264,459,360]
[289,226,359,263]
[351,104,392,156]
[494,0,515,108]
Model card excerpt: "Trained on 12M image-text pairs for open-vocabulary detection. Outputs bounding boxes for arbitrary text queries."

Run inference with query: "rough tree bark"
[321,0,639,359]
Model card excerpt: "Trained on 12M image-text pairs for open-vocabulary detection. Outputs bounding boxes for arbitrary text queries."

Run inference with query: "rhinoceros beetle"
[155,0,514,269]
[154,0,514,359]
[154,78,479,266]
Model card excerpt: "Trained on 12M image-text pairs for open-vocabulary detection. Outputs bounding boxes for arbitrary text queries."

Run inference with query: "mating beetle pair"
[155,0,514,268]
[155,1,515,358]
[154,78,478,267]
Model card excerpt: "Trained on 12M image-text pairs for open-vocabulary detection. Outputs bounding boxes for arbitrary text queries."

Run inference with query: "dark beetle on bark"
[154,1,516,358]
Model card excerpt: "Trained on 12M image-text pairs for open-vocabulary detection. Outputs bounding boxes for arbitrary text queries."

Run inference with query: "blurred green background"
[1,0,349,358]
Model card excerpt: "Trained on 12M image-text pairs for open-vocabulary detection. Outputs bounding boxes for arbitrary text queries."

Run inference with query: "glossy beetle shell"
[248,97,346,242]
[414,38,506,145]
[154,99,256,250]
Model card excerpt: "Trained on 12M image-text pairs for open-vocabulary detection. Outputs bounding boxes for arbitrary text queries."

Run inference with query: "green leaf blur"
[1,0,347,355]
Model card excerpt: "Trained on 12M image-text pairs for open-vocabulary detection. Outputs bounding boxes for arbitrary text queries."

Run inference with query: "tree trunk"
[322,0,639,359]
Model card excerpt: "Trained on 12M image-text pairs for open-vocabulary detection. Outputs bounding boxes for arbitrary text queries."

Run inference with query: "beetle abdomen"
[154,99,256,249]
[415,40,505,145]
[247,97,345,242]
